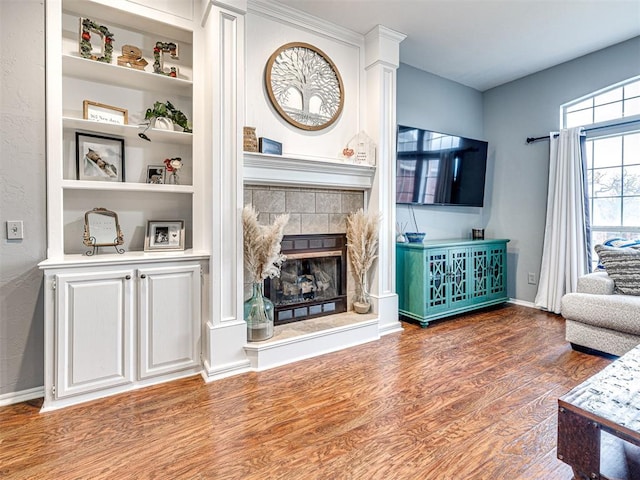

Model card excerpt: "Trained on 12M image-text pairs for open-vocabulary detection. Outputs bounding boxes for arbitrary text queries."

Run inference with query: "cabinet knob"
[140,274,146,279]
[125,275,131,280]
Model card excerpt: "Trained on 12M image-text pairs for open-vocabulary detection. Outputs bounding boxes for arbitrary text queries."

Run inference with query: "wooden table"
[558,346,640,479]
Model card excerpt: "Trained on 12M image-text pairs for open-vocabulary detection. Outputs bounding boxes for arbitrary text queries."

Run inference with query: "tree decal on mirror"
[265,42,344,131]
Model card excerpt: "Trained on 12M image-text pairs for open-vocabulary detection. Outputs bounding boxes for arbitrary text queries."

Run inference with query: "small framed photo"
[145,220,185,251]
[83,100,128,125]
[146,165,166,184]
[76,132,125,182]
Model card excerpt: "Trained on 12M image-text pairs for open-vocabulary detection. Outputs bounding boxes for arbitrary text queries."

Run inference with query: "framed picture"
[83,100,128,125]
[146,165,166,184]
[144,220,185,251]
[76,132,125,182]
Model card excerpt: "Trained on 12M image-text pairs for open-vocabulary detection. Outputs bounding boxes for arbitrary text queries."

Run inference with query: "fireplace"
[265,234,347,325]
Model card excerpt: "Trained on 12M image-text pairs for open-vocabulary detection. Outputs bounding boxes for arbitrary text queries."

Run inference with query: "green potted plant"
[144,100,192,133]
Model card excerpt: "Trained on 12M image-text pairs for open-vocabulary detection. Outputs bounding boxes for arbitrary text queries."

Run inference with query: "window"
[562,77,640,270]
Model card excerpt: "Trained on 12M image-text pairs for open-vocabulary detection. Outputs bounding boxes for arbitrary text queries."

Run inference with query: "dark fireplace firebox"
[265,234,347,325]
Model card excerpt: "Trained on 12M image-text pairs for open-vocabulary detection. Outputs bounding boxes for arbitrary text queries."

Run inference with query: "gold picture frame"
[83,100,129,125]
[265,42,344,131]
[83,207,125,255]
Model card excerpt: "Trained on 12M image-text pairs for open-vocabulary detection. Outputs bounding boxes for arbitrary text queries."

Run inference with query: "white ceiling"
[275,0,640,92]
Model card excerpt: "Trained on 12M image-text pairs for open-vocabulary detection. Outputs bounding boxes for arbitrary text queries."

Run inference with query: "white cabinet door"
[55,270,134,398]
[138,263,201,379]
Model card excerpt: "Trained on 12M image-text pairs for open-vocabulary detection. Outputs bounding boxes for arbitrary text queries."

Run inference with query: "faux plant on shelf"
[346,208,381,314]
[242,205,289,341]
[144,100,192,133]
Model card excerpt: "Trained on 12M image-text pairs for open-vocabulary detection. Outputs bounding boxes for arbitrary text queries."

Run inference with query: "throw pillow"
[594,244,640,295]
[595,238,640,270]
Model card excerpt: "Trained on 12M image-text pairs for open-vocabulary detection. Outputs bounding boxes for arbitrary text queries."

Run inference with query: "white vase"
[152,117,173,130]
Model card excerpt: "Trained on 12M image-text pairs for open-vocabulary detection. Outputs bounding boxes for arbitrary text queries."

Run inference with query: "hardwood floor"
[0,305,611,479]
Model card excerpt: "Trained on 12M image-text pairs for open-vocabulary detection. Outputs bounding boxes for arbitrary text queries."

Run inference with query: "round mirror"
[265,42,344,131]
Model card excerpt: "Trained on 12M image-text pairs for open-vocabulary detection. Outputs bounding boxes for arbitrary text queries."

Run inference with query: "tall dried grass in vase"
[242,205,289,283]
[346,208,380,314]
[242,205,289,341]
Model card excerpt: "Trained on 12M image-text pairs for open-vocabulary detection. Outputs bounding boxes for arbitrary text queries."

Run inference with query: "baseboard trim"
[0,386,44,407]
[508,298,537,309]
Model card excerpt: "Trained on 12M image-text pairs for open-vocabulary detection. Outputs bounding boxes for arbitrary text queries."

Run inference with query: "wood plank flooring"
[0,305,612,479]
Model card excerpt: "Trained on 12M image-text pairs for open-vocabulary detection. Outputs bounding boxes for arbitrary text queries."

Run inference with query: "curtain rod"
[525,118,640,144]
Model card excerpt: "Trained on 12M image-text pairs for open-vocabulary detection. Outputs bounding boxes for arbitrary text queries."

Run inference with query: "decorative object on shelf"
[345,131,376,165]
[259,137,282,155]
[265,42,344,131]
[153,117,174,130]
[346,208,381,314]
[83,100,128,125]
[152,41,179,77]
[117,44,148,70]
[472,228,485,240]
[76,132,124,182]
[144,220,185,251]
[242,205,289,341]
[163,157,183,184]
[243,127,258,152]
[83,208,124,256]
[405,232,426,243]
[405,204,425,243]
[79,18,114,63]
[396,221,408,243]
[146,165,166,184]
[144,100,192,133]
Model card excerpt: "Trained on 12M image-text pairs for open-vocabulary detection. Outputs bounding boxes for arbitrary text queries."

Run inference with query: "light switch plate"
[7,221,23,240]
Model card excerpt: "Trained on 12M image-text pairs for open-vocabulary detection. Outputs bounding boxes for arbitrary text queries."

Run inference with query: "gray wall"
[396,64,486,241]
[484,36,640,302]
[0,1,637,400]
[0,0,46,398]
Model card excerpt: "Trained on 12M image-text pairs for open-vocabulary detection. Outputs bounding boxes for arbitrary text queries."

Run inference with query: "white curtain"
[534,127,590,314]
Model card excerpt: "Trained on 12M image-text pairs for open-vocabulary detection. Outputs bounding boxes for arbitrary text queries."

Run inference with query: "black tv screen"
[396,125,488,207]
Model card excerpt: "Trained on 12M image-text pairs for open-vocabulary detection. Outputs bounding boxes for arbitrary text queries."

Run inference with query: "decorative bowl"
[405,232,426,243]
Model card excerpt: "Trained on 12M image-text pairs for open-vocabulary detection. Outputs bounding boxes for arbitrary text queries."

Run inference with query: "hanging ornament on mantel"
[342,130,376,165]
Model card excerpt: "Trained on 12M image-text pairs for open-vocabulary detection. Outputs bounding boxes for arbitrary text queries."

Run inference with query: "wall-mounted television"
[396,125,488,207]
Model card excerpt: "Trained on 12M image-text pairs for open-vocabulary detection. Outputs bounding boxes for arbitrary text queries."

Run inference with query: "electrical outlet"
[528,272,536,285]
[7,221,23,240]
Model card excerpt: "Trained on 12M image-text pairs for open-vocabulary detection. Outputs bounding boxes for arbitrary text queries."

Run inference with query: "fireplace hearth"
[265,234,347,325]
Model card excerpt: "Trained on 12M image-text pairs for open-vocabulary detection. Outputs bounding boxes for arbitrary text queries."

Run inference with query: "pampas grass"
[242,205,289,284]
[346,208,380,297]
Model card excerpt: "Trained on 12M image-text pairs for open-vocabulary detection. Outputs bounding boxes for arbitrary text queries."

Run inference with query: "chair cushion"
[562,292,640,335]
[595,244,640,296]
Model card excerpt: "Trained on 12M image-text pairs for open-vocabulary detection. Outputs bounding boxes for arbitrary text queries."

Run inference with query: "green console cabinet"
[397,239,509,327]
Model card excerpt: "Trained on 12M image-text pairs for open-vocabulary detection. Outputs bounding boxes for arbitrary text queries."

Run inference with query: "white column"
[200,0,251,380]
[364,25,406,335]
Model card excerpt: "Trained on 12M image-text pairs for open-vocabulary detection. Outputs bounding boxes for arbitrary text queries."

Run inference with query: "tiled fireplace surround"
[242,182,382,370]
[244,184,364,310]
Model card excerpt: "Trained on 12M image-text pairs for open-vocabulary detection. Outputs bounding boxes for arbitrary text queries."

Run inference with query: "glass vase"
[167,171,179,185]
[244,282,274,341]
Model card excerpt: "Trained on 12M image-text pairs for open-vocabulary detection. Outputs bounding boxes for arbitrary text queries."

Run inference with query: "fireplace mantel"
[244,152,376,190]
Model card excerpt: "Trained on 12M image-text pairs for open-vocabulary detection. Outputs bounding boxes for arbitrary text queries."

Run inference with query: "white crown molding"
[247,0,364,48]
